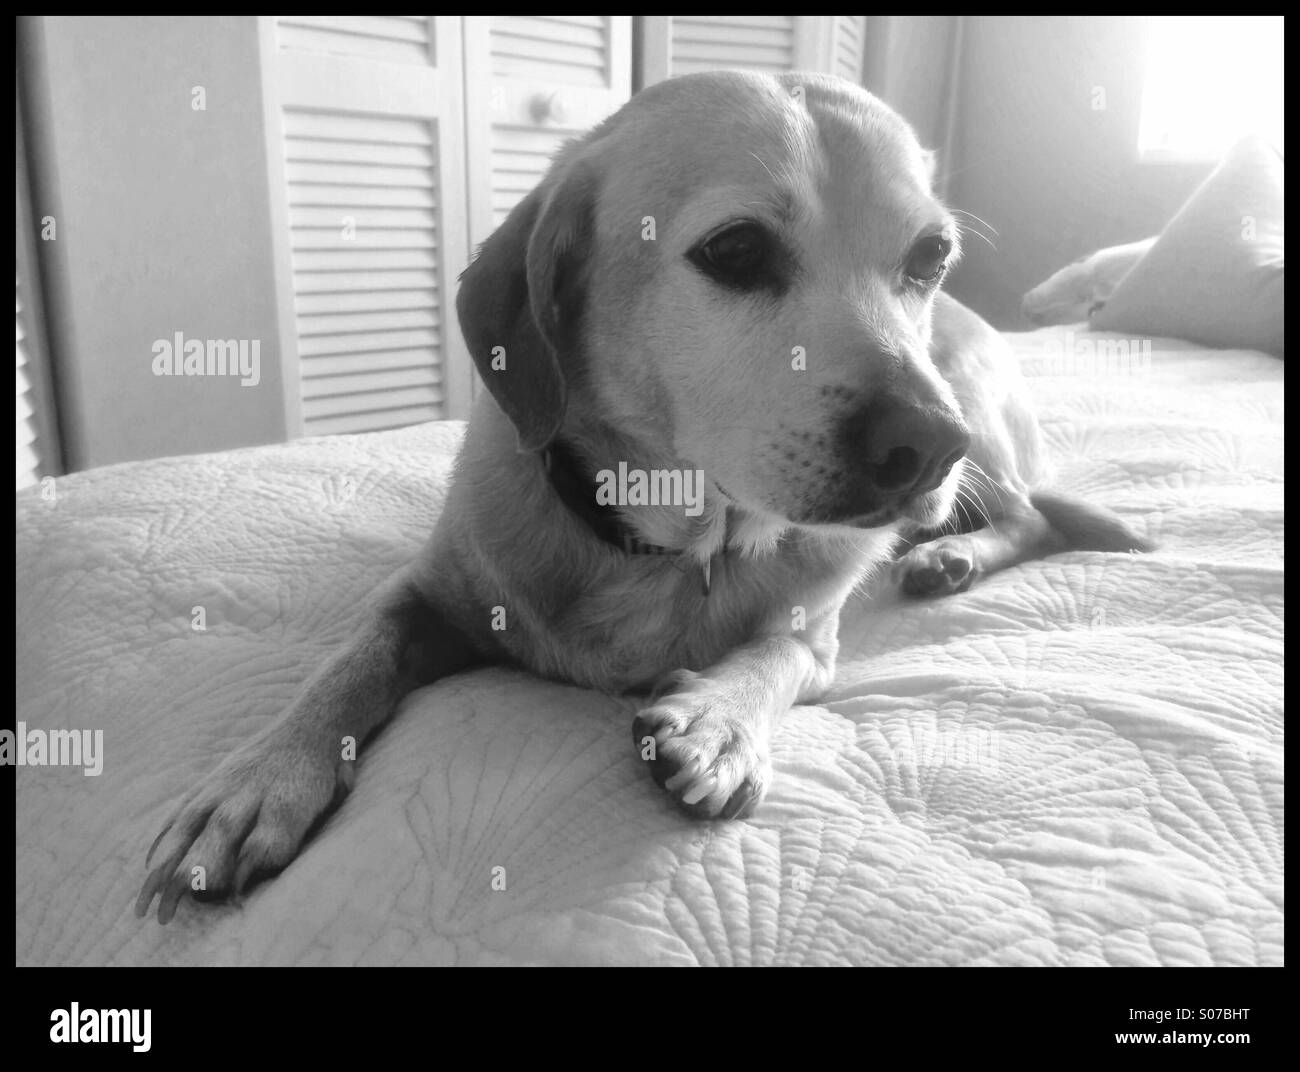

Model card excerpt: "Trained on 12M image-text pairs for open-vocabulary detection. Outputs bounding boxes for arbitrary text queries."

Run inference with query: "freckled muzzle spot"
[818,384,856,403]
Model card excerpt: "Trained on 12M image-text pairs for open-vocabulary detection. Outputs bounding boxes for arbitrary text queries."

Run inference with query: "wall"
[894,16,1213,328]
[863,16,962,160]
[21,15,286,470]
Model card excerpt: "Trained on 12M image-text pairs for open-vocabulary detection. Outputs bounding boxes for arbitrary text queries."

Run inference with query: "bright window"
[1139,16,1283,162]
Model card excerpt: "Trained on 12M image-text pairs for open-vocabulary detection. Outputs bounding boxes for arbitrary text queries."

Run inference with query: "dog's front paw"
[897,535,977,597]
[632,670,771,820]
[135,729,352,923]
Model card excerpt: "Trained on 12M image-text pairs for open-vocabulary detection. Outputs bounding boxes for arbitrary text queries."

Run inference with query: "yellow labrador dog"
[137,72,1150,923]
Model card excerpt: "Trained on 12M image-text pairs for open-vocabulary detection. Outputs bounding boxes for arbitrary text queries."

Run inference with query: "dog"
[136,71,1151,923]
[1021,237,1156,326]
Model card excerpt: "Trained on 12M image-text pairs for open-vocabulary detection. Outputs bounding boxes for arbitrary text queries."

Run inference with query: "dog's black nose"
[845,400,970,497]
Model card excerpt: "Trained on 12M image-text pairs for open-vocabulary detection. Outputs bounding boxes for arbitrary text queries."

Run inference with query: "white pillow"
[1091,136,1284,356]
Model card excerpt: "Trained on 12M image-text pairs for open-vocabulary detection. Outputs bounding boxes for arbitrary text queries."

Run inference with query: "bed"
[15,325,1283,966]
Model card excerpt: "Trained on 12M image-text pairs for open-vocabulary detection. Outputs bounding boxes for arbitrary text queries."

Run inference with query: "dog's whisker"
[958,488,998,538]
[949,208,999,254]
[959,459,1007,514]
[956,478,996,533]
[951,208,1000,236]
[956,488,977,535]
[957,473,994,517]
[967,462,1009,513]
[956,221,997,252]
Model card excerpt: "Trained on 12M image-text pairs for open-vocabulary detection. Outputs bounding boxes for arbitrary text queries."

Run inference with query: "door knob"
[529,92,567,125]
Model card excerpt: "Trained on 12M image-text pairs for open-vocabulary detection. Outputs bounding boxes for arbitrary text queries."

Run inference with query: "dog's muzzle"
[826,396,970,524]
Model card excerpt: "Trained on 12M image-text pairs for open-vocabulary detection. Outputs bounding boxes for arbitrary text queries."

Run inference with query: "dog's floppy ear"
[456,156,598,452]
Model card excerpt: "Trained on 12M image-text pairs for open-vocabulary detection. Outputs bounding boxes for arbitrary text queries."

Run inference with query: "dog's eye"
[905,235,952,283]
[692,223,771,285]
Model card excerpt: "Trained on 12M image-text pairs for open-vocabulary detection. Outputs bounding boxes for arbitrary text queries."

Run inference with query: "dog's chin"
[795,471,962,532]
[899,483,959,529]
[790,500,902,532]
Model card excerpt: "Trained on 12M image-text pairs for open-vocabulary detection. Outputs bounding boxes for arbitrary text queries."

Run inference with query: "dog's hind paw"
[633,672,771,820]
[896,536,977,597]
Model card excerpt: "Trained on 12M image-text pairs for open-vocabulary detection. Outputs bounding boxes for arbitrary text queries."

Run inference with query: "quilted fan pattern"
[16,330,1282,965]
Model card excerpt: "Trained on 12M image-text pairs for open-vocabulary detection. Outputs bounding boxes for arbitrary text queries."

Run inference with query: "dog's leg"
[632,621,837,819]
[896,497,1060,596]
[897,490,1152,597]
[135,568,479,923]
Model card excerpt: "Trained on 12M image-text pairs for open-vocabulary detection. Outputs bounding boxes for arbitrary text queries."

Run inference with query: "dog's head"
[458,71,969,534]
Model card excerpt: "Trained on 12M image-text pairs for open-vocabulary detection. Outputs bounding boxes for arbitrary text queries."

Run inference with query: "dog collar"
[540,440,716,595]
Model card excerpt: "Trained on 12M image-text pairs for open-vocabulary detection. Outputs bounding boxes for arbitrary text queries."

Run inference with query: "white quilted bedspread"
[16,327,1283,965]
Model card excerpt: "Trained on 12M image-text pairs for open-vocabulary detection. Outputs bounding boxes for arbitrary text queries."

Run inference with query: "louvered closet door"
[264,15,473,437]
[668,15,797,76]
[641,16,866,85]
[832,17,867,83]
[463,17,632,251]
[17,275,42,489]
[17,100,59,490]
